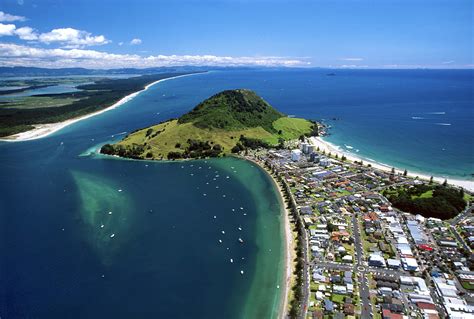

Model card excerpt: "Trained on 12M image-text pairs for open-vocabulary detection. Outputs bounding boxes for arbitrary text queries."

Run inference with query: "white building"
[291,149,302,161]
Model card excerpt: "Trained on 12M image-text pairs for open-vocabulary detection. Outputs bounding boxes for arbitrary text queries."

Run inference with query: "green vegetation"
[331,294,345,304]
[0,96,80,109]
[384,184,467,220]
[461,281,474,290]
[0,73,194,137]
[102,89,317,160]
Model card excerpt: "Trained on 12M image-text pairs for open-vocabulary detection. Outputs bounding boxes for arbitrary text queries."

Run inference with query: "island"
[101,89,319,160]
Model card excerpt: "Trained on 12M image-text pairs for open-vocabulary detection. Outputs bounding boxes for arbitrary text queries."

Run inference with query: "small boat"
[108,211,112,215]
[238,227,242,231]
[221,230,225,234]
[100,224,104,228]
[219,239,222,243]
[238,238,244,243]
[240,270,244,275]
[118,189,122,192]
[230,259,233,263]
[110,234,115,238]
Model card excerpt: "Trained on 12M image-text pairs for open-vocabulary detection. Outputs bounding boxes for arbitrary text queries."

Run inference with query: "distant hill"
[0,66,268,77]
[101,89,318,160]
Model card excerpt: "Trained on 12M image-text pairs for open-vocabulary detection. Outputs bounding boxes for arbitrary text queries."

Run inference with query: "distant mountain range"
[0,66,279,77]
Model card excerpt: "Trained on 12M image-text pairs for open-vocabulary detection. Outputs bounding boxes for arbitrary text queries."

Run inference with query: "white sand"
[309,136,474,192]
[0,73,198,142]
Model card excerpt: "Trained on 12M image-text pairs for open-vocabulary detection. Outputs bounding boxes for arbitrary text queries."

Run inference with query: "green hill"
[101,89,318,160]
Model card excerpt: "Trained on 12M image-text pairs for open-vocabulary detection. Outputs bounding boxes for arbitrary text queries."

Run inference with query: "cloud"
[15,26,38,40]
[118,42,124,46]
[0,23,109,48]
[38,28,110,48]
[0,43,308,69]
[340,64,368,68]
[442,60,454,64]
[340,57,364,61]
[130,38,142,45]
[0,11,26,22]
[0,23,16,36]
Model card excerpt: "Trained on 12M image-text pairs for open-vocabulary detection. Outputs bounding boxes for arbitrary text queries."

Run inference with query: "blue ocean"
[0,69,472,318]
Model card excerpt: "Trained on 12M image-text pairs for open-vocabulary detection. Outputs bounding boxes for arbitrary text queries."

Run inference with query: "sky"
[0,0,472,69]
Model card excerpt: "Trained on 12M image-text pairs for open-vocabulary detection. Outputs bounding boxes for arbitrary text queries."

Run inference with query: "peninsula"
[0,72,200,139]
[101,89,318,160]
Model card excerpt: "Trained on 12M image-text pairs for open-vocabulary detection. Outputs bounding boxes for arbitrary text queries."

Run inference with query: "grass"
[0,96,82,109]
[115,116,313,159]
[310,282,319,291]
[464,193,473,202]
[270,117,314,142]
[411,190,433,200]
[331,294,345,304]
[461,281,474,290]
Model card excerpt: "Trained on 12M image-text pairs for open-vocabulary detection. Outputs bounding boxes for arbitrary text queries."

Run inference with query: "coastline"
[0,73,200,143]
[243,156,293,319]
[310,136,474,192]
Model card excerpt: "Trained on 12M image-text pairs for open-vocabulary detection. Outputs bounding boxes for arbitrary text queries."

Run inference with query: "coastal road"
[278,172,310,319]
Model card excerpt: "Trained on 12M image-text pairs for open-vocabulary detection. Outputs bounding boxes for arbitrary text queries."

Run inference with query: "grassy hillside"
[102,89,317,160]
[178,89,283,132]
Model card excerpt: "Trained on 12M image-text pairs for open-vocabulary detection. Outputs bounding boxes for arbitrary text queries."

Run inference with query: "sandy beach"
[244,156,294,319]
[309,136,474,192]
[0,73,199,143]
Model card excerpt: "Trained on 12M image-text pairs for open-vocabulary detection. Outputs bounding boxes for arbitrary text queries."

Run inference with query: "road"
[449,205,473,226]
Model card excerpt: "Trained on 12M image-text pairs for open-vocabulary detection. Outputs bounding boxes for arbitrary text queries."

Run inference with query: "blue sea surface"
[0,69,473,318]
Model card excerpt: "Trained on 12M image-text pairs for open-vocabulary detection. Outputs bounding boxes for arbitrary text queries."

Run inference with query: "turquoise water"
[0,73,285,318]
[1,69,473,318]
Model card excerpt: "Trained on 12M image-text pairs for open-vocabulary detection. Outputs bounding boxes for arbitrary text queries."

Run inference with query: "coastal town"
[245,136,474,319]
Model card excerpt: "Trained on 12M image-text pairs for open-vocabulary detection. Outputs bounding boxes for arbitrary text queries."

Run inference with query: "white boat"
[240,270,244,275]
[230,259,233,263]
[238,238,244,243]
[110,234,115,238]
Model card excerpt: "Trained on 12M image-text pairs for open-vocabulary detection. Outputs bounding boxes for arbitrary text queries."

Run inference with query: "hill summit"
[101,89,318,160]
[178,89,284,132]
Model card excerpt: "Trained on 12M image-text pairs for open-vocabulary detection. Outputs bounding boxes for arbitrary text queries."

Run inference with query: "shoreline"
[309,136,474,192]
[243,156,293,319]
[0,73,200,143]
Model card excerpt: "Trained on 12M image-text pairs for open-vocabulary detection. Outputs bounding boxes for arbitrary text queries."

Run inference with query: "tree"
[391,167,395,174]
[443,179,448,187]
[430,176,434,184]
[403,169,407,177]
